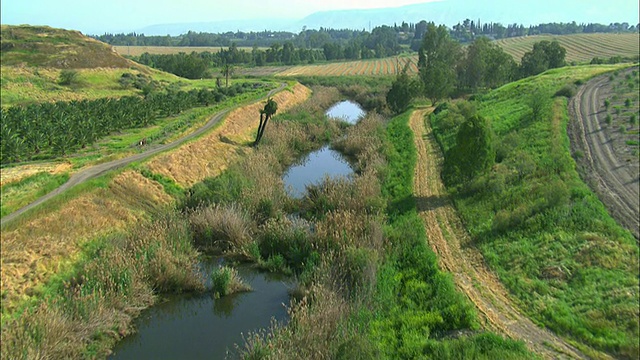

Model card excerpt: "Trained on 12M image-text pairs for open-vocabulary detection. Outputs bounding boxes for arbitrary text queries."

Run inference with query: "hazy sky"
[1,0,436,34]
[1,0,638,35]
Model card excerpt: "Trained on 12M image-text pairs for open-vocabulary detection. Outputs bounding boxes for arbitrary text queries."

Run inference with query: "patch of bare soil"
[410,109,588,359]
[568,68,640,238]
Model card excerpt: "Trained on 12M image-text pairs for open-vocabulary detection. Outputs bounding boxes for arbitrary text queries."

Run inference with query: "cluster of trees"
[0,83,258,163]
[133,31,404,76]
[135,52,211,79]
[387,23,567,113]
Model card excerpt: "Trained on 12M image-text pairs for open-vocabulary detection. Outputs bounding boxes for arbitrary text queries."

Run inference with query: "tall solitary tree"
[254,98,278,146]
[386,62,419,114]
[221,62,235,87]
[418,23,461,105]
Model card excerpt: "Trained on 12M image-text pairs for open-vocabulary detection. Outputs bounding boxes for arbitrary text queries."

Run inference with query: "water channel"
[282,100,364,198]
[109,262,290,360]
[110,100,365,359]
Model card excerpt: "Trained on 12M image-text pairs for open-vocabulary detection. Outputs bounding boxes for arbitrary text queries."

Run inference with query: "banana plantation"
[0,83,261,164]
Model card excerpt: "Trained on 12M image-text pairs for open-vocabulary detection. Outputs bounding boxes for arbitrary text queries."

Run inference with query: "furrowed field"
[495,33,640,63]
[276,56,419,76]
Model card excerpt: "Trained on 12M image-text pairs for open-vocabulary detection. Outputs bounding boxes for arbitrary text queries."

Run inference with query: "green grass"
[365,109,533,359]
[1,172,70,217]
[430,64,639,358]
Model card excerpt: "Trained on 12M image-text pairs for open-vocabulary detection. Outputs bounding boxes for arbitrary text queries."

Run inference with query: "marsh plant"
[211,266,252,299]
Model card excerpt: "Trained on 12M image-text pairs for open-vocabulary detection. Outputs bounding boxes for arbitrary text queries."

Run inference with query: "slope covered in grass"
[0,25,136,69]
[431,64,639,358]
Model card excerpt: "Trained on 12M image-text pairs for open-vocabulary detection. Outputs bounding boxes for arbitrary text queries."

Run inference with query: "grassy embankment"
[430,64,639,358]
[0,82,307,358]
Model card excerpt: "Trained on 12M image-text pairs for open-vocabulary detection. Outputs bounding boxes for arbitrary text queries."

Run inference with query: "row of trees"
[133,34,404,76]
[0,83,259,164]
[94,21,639,49]
[387,23,567,113]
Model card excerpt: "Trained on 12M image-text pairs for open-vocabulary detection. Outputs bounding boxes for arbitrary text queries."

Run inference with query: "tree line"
[0,83,259,164]
[387,22,568,113]
[93,20,639,49]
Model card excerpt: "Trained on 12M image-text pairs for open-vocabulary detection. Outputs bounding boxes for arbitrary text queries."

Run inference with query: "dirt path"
[409,109,588,359]
[0,83,287,227]
[568,74,640,239]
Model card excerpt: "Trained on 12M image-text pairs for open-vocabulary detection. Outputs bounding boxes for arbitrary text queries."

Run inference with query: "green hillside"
[0,25,136,69]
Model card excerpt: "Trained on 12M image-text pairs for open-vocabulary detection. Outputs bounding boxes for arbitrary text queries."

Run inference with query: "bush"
[211,266,251,298]
[187,203,253,256]
[58,69,79,85]
[555,83,577,98]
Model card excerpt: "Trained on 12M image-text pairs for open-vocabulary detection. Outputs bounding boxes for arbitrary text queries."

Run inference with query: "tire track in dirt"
[409,109,588,359]
[568,75,639,239]
[0,83,287,227]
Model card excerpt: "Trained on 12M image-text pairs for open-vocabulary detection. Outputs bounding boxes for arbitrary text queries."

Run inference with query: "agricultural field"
[495,33,640,63]
[276,55,419,76]
[112,45,267,57]
[276,33,638,77]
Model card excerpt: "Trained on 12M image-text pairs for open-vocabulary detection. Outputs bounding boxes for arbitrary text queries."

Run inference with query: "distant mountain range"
[135,0,639,36]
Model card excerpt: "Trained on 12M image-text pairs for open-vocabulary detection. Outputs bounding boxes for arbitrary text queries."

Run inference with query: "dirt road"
[0,83,286,227]
[410,109,588,359]
[568,74,640,239]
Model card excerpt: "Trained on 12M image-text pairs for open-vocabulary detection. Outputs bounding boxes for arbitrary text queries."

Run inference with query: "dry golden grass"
[0,171,171,312]
[0,162,72,186]
[146,83,311,187]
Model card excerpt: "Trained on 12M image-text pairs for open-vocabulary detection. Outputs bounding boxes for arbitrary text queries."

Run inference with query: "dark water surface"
[109,264,290,360]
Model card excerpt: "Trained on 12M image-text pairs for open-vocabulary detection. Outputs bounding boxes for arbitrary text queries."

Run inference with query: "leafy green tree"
[418,23,461,105]
[254,98,278,146]
[443,113,495,185]
[520,40,566,77]
[386,63,419,114]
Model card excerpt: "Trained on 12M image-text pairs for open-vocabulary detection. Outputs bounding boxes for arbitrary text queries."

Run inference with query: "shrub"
[58,69,79,85]
[555,83,577,98]
[605,114,612,124]
[187,203,252,255]
[211,266,251,298]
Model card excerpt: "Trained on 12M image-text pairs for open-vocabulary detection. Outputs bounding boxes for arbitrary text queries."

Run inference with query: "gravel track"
[410,109,588,359]
[568,75,640,239]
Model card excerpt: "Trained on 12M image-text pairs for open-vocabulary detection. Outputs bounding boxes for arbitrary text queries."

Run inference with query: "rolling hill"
[0,25,139,69]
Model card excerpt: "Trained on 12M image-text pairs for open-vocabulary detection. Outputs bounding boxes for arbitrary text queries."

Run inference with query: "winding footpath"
[1,83,286,227]
[409,109,589,359]
[568,75,639,239]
